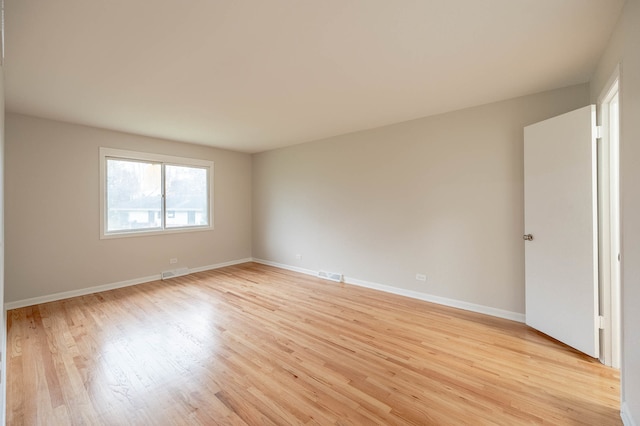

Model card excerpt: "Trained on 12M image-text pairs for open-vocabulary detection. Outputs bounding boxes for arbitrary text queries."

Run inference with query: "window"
[100,148,213,238]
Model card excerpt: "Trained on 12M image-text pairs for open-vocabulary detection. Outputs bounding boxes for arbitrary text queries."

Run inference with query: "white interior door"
[524,105,599,358]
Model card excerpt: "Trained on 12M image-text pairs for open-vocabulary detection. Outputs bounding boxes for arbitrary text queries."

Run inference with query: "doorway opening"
[598,67,621,368]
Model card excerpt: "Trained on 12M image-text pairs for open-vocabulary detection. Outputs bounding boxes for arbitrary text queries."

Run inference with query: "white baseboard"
[252,258,525,323]
[344,276,525,322]
[251,258,317,277]
[4,274,161,311]
[6,257,525,323]
[622,402,637,426]
[189,257,253,274]
[4,258,253,311]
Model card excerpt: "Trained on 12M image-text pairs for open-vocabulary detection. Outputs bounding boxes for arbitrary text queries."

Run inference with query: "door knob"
[523,234,533,241]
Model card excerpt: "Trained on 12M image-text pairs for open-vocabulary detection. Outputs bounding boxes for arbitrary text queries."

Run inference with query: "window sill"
[100,225,214,240]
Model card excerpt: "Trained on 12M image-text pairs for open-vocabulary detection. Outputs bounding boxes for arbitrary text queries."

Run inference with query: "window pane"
[106,158,162,232]
[165,165,209,228]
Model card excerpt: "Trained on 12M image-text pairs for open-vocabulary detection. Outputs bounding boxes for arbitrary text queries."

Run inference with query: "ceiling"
[5,0,624,153]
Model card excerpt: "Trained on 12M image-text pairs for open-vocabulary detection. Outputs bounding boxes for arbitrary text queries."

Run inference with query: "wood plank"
[7,262,620,425]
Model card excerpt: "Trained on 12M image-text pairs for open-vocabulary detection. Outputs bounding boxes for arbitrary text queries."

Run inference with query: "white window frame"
[99,147,214,239]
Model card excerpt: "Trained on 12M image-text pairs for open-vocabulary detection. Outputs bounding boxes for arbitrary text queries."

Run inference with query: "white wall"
[4,114,253,304]
[591,1,640,424]
[253,84,589,317]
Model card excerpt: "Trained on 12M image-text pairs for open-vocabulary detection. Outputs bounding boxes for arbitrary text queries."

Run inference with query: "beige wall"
[0,64,6,423]
[591,1,640,423]
[590,13,623,105]
[253,84,589,316]
[5,114,252,303]
[620,2,640,419]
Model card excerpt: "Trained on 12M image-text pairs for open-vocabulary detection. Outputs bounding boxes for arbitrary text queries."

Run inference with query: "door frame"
[597,65,621,368]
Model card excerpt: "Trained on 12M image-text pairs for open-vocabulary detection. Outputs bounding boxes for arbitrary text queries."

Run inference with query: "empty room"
[1,0,639,425]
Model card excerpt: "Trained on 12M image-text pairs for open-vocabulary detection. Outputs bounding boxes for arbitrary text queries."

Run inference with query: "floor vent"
[318,270,343,282]
[161,267,190,280]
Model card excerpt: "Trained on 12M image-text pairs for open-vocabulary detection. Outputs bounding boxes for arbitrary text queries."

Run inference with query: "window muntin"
[100,148,213,238]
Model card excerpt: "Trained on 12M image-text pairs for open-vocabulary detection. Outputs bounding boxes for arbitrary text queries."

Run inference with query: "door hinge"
[595,125,603,139]
[598,315,605,330]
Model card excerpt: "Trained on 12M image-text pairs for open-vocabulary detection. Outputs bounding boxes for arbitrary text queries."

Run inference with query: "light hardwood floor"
[7,262,620,425]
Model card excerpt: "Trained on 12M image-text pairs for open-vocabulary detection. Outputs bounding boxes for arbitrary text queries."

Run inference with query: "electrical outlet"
[415,273,427,282]
[295,254,302,260]
[170,258,178,264]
